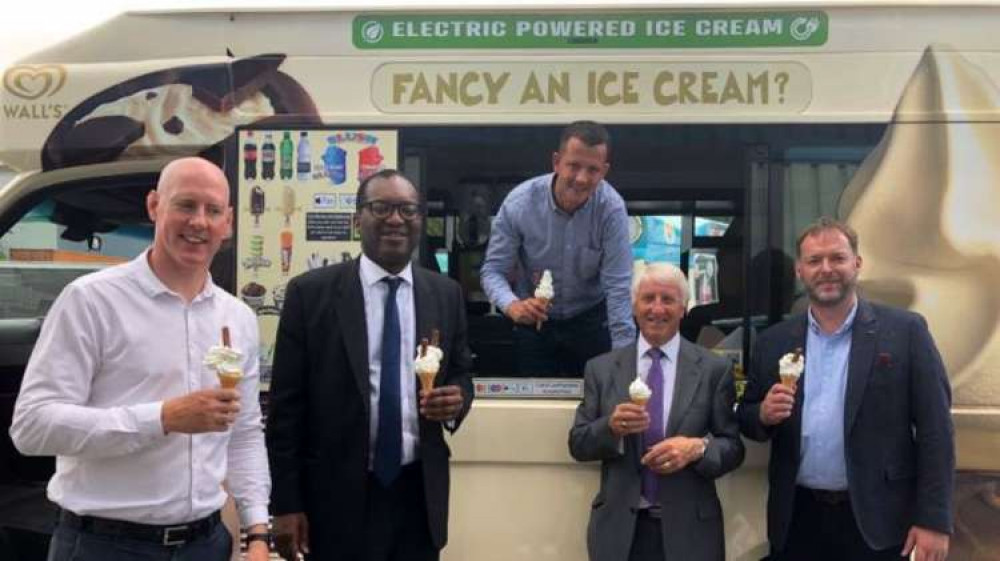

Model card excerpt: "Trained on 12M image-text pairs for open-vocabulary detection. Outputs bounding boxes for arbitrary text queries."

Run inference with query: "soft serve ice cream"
[534,270,554,331]
[204,327,244,389]
[778,349,804,391]
[629,376,652,406]
[415,331,444,393]
[841,45,1000,413]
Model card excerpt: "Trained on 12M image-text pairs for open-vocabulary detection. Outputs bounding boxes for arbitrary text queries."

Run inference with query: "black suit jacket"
[737,299,954,551]
[266,259,473,559]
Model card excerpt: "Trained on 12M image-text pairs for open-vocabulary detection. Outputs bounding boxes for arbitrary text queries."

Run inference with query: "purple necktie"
[641,347,664,504]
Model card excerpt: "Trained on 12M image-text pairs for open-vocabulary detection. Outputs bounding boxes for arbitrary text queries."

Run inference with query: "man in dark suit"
[737,217,953,561]
[569,263,744,561]
[266,169,473,561]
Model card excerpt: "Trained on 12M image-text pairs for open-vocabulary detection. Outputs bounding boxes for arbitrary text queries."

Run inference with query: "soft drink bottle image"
[243,131,257,180]
[321,139,347,185]
[261,133,276,180]
[280,131,294,180]
[297,132,312,181]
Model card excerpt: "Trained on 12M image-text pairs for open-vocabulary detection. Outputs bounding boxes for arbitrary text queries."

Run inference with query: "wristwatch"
[699,435,711,458]
[246,532,273,549]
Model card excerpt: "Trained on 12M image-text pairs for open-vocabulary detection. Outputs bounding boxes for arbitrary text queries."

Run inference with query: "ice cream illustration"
[204,326,243,389]
[778,348,804,391]
[415,330,443,393]
[250,186,265,226]
[534,269,554,331]
[281,185,297,226]
[280,230,293,275]
[242,234,271,274]
[840,45,1000,414]
[629,375,652,406]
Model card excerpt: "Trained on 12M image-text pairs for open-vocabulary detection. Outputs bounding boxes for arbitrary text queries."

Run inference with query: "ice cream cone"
[535,297,551,331]
[780,374,799,391]
[218,370,242,389]
[631,395,649,407]
[418,370,437,393]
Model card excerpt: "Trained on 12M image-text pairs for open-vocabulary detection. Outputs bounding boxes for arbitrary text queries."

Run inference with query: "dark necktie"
[374,276,402,486]
[641,347,665,504]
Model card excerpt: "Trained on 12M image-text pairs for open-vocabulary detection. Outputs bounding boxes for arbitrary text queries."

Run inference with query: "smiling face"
[551,136,610,214]
[146,158,232,280]
[633,276,686,347]
[358,174,422,274]
[796,228,862,309]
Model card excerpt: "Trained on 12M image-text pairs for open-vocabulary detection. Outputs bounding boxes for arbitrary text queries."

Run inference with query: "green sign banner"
[354,12,828,49]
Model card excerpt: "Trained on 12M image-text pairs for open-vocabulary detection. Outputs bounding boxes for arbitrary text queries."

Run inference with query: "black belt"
[59,509,221,547]
[801,486,850,506]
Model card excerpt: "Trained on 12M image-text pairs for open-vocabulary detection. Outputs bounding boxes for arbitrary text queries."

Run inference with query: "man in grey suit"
[569,263,744,561]
[737,217,953,561]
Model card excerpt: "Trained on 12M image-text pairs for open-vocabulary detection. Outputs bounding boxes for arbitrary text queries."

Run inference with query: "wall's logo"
[361,21,386,44]
[789,17,821,42]
[3,64,67,100]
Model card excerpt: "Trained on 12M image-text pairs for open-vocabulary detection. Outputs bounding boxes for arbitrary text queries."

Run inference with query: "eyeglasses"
[360,200,422,220]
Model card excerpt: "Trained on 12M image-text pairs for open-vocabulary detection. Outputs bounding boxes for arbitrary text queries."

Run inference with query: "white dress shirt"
[10,250,270,527]
[359,255,420,468]
[636,332,681,434]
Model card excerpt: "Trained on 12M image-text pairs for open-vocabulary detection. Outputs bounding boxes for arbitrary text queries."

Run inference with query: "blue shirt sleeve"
[600,200,636,348]
[480,197,519,313]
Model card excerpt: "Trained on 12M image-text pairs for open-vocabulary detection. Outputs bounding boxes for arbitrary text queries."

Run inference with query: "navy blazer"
[737,299,954,551]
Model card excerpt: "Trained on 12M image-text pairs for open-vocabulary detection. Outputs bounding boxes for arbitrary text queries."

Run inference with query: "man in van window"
[481,120,635,376]
[266,169,473,561]
[569,263,744,561]
[10,157,271,561]
[737,217,954,561]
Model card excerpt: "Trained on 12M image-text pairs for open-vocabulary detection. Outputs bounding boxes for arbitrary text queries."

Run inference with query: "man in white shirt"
[10,157,271,561]
[569,263,744,561]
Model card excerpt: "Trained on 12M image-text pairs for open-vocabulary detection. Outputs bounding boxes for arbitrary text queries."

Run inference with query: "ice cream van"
[1,3,999,560]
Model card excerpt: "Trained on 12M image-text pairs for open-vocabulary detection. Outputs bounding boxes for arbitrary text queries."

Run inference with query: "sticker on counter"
[473,378,583,398]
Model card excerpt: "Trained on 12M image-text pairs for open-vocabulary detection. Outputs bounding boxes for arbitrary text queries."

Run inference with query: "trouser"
[514,300,612,377]
[772,486,906,561]
[628,509,665,561]
[47,511,230,561]
[365,463,438,561]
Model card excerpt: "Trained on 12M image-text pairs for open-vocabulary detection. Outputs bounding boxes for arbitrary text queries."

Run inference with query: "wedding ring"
[662,459,671,468]
[621,420,628,429]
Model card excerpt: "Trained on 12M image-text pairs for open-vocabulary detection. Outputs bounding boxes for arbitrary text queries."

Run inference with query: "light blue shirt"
[796,301,858,490]
[480,173,635,348]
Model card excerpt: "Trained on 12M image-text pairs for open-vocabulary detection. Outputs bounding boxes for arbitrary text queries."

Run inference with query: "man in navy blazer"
[266,170,473,561]
[738,217,953,561]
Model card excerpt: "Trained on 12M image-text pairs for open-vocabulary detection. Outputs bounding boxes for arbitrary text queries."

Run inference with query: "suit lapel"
[412,269,436,352]
[336,259,370,405]
[666,340,704,436]
[611,345,641,469]
[844,300,878,434]
[788,316,808,459]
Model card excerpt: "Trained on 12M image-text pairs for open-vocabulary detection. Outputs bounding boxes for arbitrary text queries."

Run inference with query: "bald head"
[156,157,230,202]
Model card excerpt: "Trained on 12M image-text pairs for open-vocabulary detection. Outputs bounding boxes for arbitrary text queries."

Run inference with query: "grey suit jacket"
[569,338,745,561]
[737,299,954,552]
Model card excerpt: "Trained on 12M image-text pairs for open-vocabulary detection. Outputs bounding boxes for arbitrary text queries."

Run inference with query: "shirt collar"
[807,298,858,337]
[131,248,216,301]
[637,331,680,363]
[360,254,413,288]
